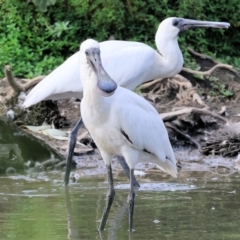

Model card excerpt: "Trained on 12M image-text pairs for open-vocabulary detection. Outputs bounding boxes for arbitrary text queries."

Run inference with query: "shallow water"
[0,118,62,175]
[1,119,240,239]
[0,170,240,240]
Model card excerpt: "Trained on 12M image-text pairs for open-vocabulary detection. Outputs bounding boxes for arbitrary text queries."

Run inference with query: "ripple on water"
[115,182,197,191]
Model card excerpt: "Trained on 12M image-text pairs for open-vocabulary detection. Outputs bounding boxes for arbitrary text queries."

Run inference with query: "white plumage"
[23,17,230,108]
[80,39,177,177]
[80,39,177,231]
[23,40,171,106]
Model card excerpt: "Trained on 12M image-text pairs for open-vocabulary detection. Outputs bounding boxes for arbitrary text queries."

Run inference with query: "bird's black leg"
[99,164,115,231]
[116,156,140,188]
[64,117,83,185]
[64,118,140,188]
[128,169,135,232]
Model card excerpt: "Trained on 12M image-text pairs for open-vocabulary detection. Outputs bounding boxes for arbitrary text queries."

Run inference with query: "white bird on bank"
[23,17,230,108]
[79,39,177,231]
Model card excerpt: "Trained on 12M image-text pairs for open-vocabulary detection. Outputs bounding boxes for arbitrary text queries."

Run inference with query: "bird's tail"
[155,158,178,178]
[140,152,178,178]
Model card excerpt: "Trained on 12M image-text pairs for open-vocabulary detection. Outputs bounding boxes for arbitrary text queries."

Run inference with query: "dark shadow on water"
[0,118,61,174]
[65,187,78,239]
[64,183,133,240]
[98,199,129,240]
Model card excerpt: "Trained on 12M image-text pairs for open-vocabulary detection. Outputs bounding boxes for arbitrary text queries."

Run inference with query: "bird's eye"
[173,20,179,27]
[85,50,89,56]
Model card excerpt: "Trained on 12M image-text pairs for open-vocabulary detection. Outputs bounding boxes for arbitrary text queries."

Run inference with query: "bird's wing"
[23,41,156,107]
[101,41,156,89]
[114,88,177,176]
[23,51,81,107]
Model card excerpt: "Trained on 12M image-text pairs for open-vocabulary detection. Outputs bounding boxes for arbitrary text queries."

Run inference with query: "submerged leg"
[99,164,115,231]
[64,117,83,185]
[116,156,140,188]
[128,169,136,232]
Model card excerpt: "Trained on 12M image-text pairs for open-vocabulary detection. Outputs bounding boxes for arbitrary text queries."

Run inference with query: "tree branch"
[4,65,24,93]
[4,65,45,93]
[23,76,45,90]
[182,63,233,76]
[186,48,240,78]
[187,47,218,64]
[137,78,164,91]
[160,107,227,124]
[169,74,192,88]
[165,122,201,149]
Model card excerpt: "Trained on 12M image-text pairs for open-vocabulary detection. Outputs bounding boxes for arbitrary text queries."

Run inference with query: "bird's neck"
[80,61,107,111]
[154,31,184,77]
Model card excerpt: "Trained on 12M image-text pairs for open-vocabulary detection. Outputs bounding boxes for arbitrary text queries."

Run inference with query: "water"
[0,118,62,174]
[0,171,240,240]
[1,119,240,239]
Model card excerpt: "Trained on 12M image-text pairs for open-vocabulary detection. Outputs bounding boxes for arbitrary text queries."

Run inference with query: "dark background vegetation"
[0,0,239,78]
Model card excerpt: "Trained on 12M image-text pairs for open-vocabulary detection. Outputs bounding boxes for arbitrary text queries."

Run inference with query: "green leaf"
[31,0,57,12]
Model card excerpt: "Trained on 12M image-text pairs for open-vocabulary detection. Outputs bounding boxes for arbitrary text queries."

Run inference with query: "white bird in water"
[22,17,230,185]
[79,39,178,231]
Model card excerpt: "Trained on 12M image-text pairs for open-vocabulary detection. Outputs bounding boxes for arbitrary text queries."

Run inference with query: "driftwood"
[137,78,165,91]
[4,65,45,93]
[21,76,45,90]
[165,122,201,149]
[160,107,227,124]
[176,86,207,107]
[182,63,233,76]
[187,47,240,78]
[1,65,45,116]
[138,74,192,92]
[202,122,240,157]
[187,47,218,64]
[4,65,25,92]
[139,60,236,108]
[169,74,192,88]
[36,158,61,169]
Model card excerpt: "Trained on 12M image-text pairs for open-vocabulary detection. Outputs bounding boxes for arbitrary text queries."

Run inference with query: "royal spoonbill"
[79,39,178,231]
[23,17,230,107]
[22,17,230,185]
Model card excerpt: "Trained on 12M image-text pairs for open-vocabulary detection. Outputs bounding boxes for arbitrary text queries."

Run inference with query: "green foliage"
[0,0,77,78]
[208,76,234,98]
[30,0,57,12]
[0,0,239,78]
[49,21,73,38]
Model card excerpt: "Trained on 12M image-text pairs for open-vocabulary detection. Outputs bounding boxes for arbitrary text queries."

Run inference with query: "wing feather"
[113,88,177,176]
[23,52,81,107]
[23,41,156,107]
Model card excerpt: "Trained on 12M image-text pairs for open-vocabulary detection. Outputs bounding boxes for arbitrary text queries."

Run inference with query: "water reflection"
[0,172,240,239]
[65,187,79,240]
[0,143,24,174]
[0,118,60,174]
[0,143,23,162]
[64,182,133,240]
[1,118,240,239]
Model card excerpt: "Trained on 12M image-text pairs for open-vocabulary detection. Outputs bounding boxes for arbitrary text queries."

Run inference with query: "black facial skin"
[172,18,193,34]
[85,48,100,73]
[172,18,183,28]
[85,47,117,96]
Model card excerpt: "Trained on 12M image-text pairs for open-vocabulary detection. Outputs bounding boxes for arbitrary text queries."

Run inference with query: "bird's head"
[80,39,117,97]
[157,17,230,39]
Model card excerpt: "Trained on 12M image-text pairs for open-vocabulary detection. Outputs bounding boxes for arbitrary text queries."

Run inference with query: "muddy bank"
[65,147,240,183]
[1,116,240,181]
